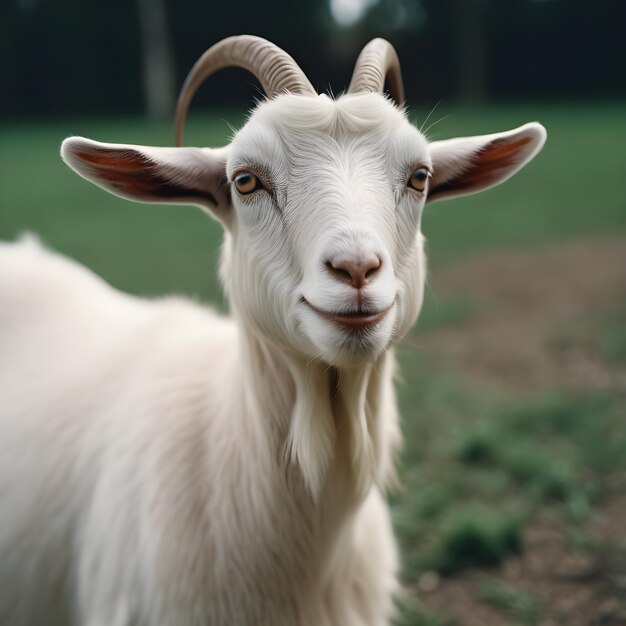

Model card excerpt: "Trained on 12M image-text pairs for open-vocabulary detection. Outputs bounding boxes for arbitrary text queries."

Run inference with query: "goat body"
[0,36,546,626]
[0,236,397,625]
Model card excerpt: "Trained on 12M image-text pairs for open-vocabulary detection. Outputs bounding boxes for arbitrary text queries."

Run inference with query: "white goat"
[0,36,546,626]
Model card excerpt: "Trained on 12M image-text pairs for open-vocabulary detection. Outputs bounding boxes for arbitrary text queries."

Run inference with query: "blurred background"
[1,1,625,624]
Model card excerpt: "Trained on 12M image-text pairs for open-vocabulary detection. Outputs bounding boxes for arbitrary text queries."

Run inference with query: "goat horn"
[348,38,405,105]
[175,35,316,146]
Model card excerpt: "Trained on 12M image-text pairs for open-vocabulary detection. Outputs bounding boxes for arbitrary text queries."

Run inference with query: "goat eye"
[234,171,262,195]
[408,167,430,193]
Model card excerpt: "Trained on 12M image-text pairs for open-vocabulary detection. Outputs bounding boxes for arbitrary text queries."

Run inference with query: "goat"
[0,35,546,626]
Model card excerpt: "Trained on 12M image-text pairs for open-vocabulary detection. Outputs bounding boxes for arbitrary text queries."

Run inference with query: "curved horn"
[348,38,405,105]
[175,35,316,146]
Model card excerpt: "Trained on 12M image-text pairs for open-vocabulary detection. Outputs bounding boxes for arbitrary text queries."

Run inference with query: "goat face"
[61,37,546,369]
[223,93,427,367]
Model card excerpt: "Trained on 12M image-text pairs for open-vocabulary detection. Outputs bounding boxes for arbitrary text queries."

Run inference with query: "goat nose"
[326,255,382,289]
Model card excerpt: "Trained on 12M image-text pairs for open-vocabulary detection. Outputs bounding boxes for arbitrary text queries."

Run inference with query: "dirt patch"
[417,237,626,394]
[417,499,626,626]
[410,237,626,626]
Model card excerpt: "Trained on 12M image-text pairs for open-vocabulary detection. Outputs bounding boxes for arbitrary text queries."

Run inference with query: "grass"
[427,511,524,574]
[395,599,452,626]
[480,578,542,625]
[393,352,625,624]
[414,296,478,333]
[1,101,625,625]
[394,348,625,568]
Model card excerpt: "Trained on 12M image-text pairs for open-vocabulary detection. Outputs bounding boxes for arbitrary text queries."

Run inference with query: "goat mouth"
[302,299,394,329]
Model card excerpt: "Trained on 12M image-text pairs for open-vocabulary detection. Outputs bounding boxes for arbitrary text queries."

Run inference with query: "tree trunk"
[451,0,489,104]
[136,0,175,120]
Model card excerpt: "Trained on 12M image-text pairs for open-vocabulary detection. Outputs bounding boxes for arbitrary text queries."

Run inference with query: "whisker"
[422,113,453,140]
[418,101,442,134]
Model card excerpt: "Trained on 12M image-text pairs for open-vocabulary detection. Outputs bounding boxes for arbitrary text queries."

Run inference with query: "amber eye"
[408,167,430,193]
[234,171,262,195]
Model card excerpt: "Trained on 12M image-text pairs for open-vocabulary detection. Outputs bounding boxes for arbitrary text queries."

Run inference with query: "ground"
[396,236,626,626]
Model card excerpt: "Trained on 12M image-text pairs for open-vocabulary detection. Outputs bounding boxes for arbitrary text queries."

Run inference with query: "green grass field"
[1,102,625,625]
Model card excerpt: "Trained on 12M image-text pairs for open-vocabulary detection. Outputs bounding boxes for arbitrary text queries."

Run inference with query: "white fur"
[0,91,546,626]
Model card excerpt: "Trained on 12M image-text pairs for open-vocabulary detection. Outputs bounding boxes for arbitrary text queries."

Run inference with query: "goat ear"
[426,122,546,203]
[61,137,231,225]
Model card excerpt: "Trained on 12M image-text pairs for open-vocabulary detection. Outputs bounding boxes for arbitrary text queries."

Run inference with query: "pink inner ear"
[434,135,533,197]
[74,145,219,206]
[74,146,145,172]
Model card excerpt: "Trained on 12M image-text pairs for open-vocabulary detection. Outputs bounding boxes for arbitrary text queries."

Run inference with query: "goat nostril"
[364,257,381,279]
[326,256,382,289]
[326,261,353,284]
